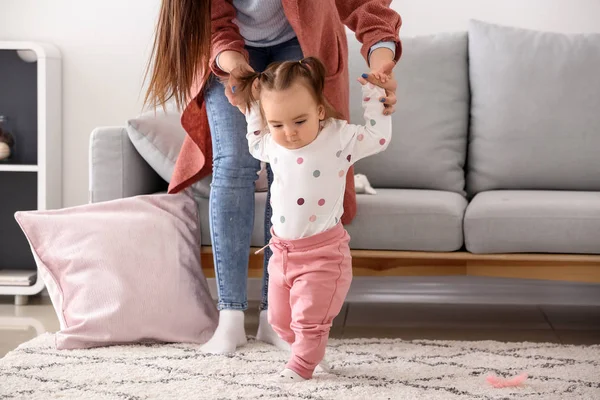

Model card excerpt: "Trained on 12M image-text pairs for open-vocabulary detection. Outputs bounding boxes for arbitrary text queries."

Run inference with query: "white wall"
[0,0,161,207]
[1,0,599,207]
[393,0,600,36]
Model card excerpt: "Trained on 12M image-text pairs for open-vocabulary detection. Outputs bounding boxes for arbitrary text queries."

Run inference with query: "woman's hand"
[359,48,398,115]
[224,64,255,111]
[219,51,255,110]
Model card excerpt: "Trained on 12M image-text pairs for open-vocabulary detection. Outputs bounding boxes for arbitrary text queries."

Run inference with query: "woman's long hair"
[143,0,211,110]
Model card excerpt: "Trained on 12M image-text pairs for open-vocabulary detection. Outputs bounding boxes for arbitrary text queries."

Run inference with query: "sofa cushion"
[347,32,469,195]
[126,107,213,198]
[467,20,600,196]
[346,189,467,251]
[464,191,600,254]
[127,109,267,199]
[197,190,467,252]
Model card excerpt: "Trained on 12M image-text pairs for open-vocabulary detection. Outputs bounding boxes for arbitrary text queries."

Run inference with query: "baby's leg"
[286,240,353,379]
[266,253,295,345]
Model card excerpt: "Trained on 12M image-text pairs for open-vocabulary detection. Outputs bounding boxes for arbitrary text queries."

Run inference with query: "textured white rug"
[1,333,599,400]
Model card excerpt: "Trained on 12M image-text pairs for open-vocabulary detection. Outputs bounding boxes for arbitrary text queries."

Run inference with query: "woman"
[144,0,401,354]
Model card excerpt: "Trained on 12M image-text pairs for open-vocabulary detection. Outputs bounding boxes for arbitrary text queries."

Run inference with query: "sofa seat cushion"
[346,189,467,251]
[464,191,600,254]
[197,189,467,252]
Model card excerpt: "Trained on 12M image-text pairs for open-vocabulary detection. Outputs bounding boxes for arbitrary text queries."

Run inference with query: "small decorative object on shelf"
[0,115,16,162]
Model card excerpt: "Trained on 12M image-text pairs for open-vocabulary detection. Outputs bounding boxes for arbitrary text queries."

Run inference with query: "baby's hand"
[357,74,390,116]
[357,60,397,116]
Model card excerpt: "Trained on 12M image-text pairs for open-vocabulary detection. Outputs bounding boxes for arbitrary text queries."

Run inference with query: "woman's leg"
[202,47,269,353]
[206,74,258,312]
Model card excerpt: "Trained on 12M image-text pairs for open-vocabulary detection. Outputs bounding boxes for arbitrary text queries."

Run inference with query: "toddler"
[236,57,392,381]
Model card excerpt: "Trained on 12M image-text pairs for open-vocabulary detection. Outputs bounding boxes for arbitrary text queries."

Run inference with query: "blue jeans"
[205,37,303,311]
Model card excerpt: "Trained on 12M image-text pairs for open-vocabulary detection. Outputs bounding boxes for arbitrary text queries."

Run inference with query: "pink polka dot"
[253,130,260,136]
[363,97,370,102]
[297,198,305,206]
[309,215,317,222]
[338,170,345,177]
[379,138,386,145]
[357,134,364,141]
[297,157,304,164]
[318,199,326,206]
[347,154,352,162]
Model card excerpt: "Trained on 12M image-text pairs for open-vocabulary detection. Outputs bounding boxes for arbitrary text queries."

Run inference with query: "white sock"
[277,368,307,382]
[256,310,292,352]
[201,310,247,354]
[315,358,331,373]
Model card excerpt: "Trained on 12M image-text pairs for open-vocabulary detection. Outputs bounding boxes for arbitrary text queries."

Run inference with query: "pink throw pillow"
[14,192,217,350]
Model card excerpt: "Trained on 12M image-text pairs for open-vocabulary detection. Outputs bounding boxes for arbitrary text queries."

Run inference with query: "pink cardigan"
[169,0,401,224]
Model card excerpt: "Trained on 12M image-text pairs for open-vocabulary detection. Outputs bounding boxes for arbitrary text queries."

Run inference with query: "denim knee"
[212,155,260,188]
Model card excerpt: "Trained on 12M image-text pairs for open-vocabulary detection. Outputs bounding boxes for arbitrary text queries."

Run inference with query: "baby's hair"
[234,57,341,120]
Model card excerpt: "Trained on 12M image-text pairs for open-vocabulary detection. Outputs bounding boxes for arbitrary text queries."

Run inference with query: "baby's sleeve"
[245,102,271,163]
[340,84,392,164]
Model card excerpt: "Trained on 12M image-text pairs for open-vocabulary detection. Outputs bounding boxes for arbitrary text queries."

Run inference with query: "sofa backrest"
[348,32,469,196]
[467,20,600,196]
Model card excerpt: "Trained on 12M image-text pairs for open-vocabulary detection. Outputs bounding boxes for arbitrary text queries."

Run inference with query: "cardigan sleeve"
[209,0,249,78]
[335,0,402,64]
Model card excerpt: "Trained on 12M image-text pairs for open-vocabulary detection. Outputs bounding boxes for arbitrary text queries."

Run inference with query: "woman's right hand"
[219,51,255,109]
[224,64,255,110]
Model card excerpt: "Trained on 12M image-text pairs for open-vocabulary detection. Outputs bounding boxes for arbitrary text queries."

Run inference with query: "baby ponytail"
[249,57,340,119]
[232,70,263,112]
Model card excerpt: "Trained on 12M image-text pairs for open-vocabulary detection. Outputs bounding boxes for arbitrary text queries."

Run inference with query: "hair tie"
[298,59,309,71]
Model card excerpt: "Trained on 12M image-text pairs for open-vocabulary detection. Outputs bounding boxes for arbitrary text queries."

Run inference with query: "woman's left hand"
[358,56,397,116]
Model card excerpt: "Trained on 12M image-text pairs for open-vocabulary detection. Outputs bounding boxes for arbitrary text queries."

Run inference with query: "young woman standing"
[144,0,401,354]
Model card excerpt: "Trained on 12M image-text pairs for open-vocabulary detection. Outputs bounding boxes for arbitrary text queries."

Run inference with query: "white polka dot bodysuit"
[246,84,391,240]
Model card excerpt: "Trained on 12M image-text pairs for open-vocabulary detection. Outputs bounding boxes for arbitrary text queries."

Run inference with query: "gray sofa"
[89,20,600,258]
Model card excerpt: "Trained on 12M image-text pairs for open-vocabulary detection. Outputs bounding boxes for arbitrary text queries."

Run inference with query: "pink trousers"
[267,223,353,379]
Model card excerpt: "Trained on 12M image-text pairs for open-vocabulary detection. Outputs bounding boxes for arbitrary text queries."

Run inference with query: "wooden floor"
[200,247,600,283]
[2,297,599,358]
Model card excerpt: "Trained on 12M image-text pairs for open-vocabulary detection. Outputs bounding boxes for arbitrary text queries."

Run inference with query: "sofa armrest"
[89,126,167,203]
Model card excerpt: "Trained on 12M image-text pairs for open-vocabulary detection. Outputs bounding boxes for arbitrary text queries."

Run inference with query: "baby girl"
[236,57,392,381]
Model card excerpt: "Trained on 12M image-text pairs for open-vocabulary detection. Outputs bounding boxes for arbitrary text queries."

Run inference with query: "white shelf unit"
[0,164,39,172]
[0,42,62,305]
